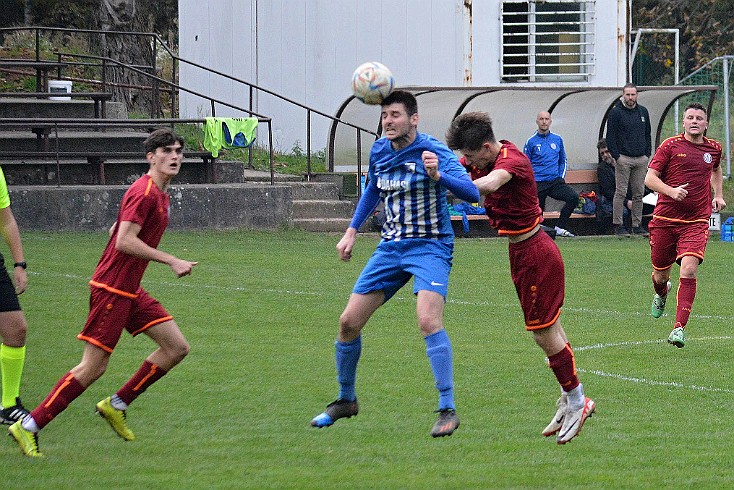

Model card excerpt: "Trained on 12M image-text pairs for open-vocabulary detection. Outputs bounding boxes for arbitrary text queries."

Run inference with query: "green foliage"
[633,0,734,75]
[0,0,178,33]
[5,230,734,487]
[29,0,99,29]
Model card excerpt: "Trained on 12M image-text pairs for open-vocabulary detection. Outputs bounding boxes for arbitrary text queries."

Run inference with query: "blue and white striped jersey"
[368,132,472,242]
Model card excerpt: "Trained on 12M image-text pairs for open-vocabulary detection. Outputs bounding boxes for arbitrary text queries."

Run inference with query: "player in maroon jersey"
[9,128,198,457]
[445,111,595,445]
[645,102,726,348]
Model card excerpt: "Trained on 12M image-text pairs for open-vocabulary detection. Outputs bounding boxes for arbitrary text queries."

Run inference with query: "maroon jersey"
[461,141,543,236]
[90,175,170,295]
[648,134,721,225]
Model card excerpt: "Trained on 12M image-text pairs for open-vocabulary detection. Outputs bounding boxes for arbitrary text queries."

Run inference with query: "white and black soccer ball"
[351,61,395,105]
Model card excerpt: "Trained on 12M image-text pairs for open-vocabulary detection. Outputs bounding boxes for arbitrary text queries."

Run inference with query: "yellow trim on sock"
[1,344,26,408]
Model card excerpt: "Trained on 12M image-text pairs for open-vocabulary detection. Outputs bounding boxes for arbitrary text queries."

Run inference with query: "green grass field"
[4,229,734,488]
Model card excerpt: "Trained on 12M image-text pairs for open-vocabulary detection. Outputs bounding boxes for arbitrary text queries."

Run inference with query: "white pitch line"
[29,270,734,320]
[28,271,322,297]
[576,336,734,352]
[577,368,734,394]
[576,336,734,394]
[27,270,734,393]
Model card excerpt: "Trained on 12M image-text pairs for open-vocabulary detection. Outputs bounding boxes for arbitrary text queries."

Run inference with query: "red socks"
[653,278,670,297]
[548,344,580,392]
[675,277,697,329]
[116,360,167,406]
[28,361,168,430]
[31,372,86,430]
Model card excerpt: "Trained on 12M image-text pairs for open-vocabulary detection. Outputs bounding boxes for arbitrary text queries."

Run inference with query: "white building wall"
[178,0,628,153]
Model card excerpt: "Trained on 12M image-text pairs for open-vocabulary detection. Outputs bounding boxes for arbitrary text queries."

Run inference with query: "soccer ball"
[351,61,395,105]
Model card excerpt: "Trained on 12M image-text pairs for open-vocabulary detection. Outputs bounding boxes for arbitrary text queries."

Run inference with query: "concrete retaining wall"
[9,183,293,231]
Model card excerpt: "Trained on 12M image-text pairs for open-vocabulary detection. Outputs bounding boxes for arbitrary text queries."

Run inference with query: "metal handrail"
[0,117,237,187]
[0,26,380,186]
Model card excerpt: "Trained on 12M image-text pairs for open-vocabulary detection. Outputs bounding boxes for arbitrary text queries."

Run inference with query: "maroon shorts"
[649,220,709,270]
[509,230,564,330]
[77,286,172,353]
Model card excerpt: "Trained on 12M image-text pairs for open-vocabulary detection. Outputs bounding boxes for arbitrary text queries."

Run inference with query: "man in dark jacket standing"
[606,83,651,236]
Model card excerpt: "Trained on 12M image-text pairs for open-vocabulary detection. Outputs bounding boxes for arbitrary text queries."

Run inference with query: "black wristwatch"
[13,261,27,270]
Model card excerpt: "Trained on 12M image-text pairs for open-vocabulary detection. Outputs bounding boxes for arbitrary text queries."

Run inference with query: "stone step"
[241,169,302,182]
[1,158,245,186]
[291,199,355,220]
[291,217,352,232]
[286,181,340,200]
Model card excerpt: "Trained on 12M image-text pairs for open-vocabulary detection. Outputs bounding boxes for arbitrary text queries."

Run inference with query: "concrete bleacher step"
[241,175,356,232]
[291,199,355,220]
[241,169,302,183]
[0,130,146,153]
[2,158,250,186]
[286,181,340,200]
[0,98,126,119]
[291,217,352,233]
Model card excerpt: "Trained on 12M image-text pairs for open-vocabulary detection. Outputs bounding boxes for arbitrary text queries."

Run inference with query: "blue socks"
[425,329,455,410]
[335,336,361,401]
[335,331,454,410]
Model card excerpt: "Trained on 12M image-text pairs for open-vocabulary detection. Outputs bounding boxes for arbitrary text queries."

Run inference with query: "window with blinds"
[501,0,596,82]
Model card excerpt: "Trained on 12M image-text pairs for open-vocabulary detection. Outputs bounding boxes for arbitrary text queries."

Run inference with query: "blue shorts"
[353,238,453,301]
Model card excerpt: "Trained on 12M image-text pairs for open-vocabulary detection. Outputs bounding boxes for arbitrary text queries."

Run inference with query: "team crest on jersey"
[550,143,557,150]
[703,153,713,164]
[405,162,416,173]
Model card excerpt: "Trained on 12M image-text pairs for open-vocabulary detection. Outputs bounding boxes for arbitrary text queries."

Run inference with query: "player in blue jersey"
[523,111,578,237]
[310,90,479,437]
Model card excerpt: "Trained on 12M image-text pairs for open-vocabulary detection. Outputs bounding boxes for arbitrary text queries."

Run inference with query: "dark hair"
[623,82,637,91]
[597,138,608,150]
[684,102,707,117]
[381,90,418,116]
[144,128,185,154]
[445,112,496,151]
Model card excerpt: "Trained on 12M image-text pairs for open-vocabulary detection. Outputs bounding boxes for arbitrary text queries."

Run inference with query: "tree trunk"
[24,0,32,26]
[97,0,158,116]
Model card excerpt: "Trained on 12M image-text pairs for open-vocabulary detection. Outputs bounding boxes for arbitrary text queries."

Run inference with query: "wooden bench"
[0,60,68,92]
[450,169,601,231]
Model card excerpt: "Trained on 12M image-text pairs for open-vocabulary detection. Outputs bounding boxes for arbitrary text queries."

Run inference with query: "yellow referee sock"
[1,344,26,408]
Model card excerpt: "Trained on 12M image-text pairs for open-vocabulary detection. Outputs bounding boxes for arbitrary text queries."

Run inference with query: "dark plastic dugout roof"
[328,86,718,172]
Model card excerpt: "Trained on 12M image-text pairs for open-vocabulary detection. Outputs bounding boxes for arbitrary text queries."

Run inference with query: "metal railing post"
[54,122,60,187]
[248,84,254,169]
[151,36,159,118]
[268,122,275,185]
[306,109,312,181]
[356,130,362,198]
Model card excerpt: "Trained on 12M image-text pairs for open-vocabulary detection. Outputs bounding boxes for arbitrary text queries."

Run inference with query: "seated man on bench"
[523,111,578,237]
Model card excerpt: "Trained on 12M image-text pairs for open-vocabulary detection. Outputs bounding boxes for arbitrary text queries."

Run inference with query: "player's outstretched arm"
[645,168,688,201]
[473,169,512,195]
[115,221,197,277]
[338,179,380,263]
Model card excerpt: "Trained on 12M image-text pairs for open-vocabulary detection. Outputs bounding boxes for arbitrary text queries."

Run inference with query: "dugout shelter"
[328,86,718,174]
